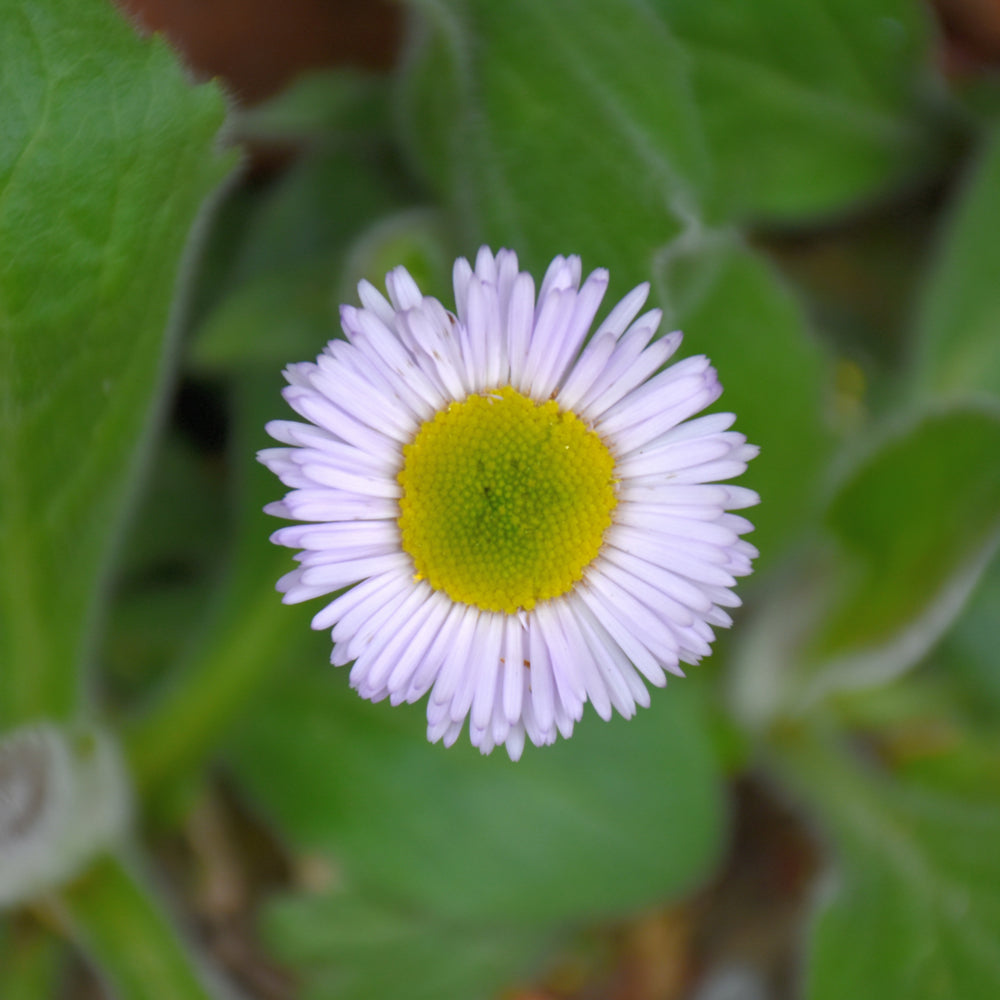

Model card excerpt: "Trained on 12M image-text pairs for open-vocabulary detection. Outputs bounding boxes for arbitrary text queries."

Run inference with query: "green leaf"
[0,1,231,724]
[398,0,708,288]
[100,432,228,705]
[57,855,225,1000]
[229,70,390,144]
[653,235,833,566]
[228,663,724,925]
[913,124,1000,399]
[936,554,1000,718]
[0,921,62,1000]
[730,404,1000,726]
[262,888,547,1000]
[783,734,1000,1000]
[126,373,310,793]
[653,0,945,222]
[192,140,422,372]
[803,405,1000,700]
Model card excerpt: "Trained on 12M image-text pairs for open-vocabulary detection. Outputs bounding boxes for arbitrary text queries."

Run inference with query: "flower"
[260,247,758,759]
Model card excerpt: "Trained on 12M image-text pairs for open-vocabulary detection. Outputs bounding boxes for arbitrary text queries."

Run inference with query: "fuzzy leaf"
[262,889,547,1000]
[802,406,1000,701]
[792,738,1000,1000]
[0,0,231,724]
[913,125,1000,399]
[654,0,943,221]
[654,235,833,566]
[398,0,708,290]
[228,663,724,925]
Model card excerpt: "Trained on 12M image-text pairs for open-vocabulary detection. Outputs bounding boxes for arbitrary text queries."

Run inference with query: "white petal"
[531,269,608,399]
[569,593,642,718]
[598,354,710,426]
[300,552,410,591]
[723,485,762,509]
[283,387,400,461]
[605,376,723,453]
[330,570,413,648]
[467,277,505,390]
[470,613,505,729]
[385,265,423,310]
[632,410,736,451]
[346,306,447,415]
[280,490,399,522]
[452,255,474,324]
[525,288,573,399]
[475,245,499,282]
[556,330,618,411]
[607,530,737,588]
[495,249,521,323]
[505,723,526,761]
[381,592,454,700]
[276,571,337,606]
[537,254,578,303]
[597,360,711,436]
[313,351,417,440]
[614,436,738,479]
[264,419,338,449]
[593,281,649,338]
[535,602,586,721]
[404,600,469,702]
[505,272,537,391]
[322,339,430,429]
[271,520,399,552]
[396,307,468,401]
[501,617,526,725]
[350,581,437,692]
[611,507,739,547]
[663,457,756,485]
[310,569,403,631]
[598,545,704,619]
[337,575,417,664]
[555,598,612,721]
[584,573,683,675]
[293,462,401,499]
[429,605,482,707]
[356,279,396,325]
[577,324,677,420]
[527,617,556,732]
[363,588,451,699]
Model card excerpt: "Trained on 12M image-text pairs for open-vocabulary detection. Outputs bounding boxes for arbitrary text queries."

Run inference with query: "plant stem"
[0,917,62,1000]
[53,853,233,1000]
[125,373,309,798]
[124,585,295,795]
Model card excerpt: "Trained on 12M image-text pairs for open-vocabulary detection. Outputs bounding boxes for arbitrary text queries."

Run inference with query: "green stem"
[0,917,63,1000]
[124,584,294,795]
[767,721,909,859]
[53,853,229,1000]
[125,373,305,798]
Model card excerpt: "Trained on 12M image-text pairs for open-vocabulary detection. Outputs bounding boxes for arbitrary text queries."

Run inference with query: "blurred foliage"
[783,728,1000,1000]
[228,672,723,926]
[0,0,232,726]
[912,123,1000,398]
[652,0,947,222]
[2,0,1000,999]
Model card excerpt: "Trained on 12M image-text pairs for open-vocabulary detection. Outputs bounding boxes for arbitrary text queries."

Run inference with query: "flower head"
[260,248,758,759]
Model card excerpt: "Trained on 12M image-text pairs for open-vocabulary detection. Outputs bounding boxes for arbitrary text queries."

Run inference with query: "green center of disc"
[397,386,617,613]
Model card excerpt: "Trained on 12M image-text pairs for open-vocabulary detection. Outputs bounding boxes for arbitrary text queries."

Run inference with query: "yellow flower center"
[397,386,617,614]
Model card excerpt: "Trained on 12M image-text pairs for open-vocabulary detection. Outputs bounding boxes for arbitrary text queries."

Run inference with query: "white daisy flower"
[260,247,759,760]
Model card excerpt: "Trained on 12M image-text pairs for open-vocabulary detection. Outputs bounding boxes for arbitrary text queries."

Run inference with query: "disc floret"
[398,386,617,613]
